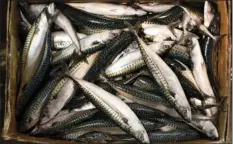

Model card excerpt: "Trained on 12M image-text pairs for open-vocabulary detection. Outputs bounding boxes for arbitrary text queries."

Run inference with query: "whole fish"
[17,4,58,116]
[65,75,149,144]
[190,37,217,116]
[105,41,174,78]
[135,3,174,13]
[19,78,58,132]
[52,31,86,49]
[40,52,100,124]
[67,3,147,16]
[129,28,192,121]
[18,1,82,54]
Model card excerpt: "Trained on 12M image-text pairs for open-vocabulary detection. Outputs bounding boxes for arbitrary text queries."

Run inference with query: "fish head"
[134,130,150,144]
[45,3,60,23]
[201,121,219,139]
[204,1,215,28]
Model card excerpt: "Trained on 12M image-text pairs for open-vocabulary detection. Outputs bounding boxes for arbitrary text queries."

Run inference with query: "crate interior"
[2,0,231,143]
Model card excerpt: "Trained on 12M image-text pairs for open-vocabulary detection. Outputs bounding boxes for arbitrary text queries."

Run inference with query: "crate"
[2,0,232,143]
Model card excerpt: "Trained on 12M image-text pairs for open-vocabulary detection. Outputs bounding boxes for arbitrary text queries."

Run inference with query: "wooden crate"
[2,0,232,143]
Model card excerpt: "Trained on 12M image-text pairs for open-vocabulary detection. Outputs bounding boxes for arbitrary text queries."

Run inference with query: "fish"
[143,6,184,25]
[164,59,205,100]
[67,3,147,16]
[148,130,201,142]
[116,129,200,142]
[52,31,86,49]
[71,131,119,143]
[128,27,192,121]
[19,77,59,132]
[135,3,175,13]
[17,4,58,116]
[204,1,216,28]
[59,119,160,140]
[133,75,161,94]
[32,109,98,135]
[84,31,133,81]
[177,1,221,42]
[190,119,218,139]
[190,37,217,116]
[57,4,136,30]
[78,27,107,35]
[105,41,174,78]
[18,1,83,54]
[166,44,191,67]
[202,13,220,93]
[40,52,100,124]
[64,75,149,144]
[127,103,170,119]
[19,11,31,42]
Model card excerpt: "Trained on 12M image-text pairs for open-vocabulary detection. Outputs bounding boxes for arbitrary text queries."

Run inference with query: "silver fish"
[65,76,149,144]
[190,37,217,116]
[40,52,100,124]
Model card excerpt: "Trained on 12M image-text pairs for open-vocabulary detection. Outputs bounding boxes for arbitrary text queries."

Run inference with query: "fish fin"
[168,20,181,37]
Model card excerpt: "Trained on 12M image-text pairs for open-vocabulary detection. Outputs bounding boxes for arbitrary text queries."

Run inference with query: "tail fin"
[124,21,139,36]
[213,34,226,48]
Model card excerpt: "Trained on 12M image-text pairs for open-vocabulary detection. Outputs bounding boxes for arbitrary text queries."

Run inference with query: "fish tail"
[213,34,226,48]
[124,21,139,36]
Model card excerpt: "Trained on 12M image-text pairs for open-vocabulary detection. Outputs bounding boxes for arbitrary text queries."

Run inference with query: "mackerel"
[129,28,192,121]
[17,4,57,116]
[65,76,149,144]
[40,52,100,124]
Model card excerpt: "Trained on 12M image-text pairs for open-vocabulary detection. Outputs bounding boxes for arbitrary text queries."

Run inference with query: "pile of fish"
[17,1,224,143]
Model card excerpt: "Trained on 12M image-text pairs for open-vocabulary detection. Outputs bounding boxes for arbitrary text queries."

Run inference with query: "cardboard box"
[2,0,232,143]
